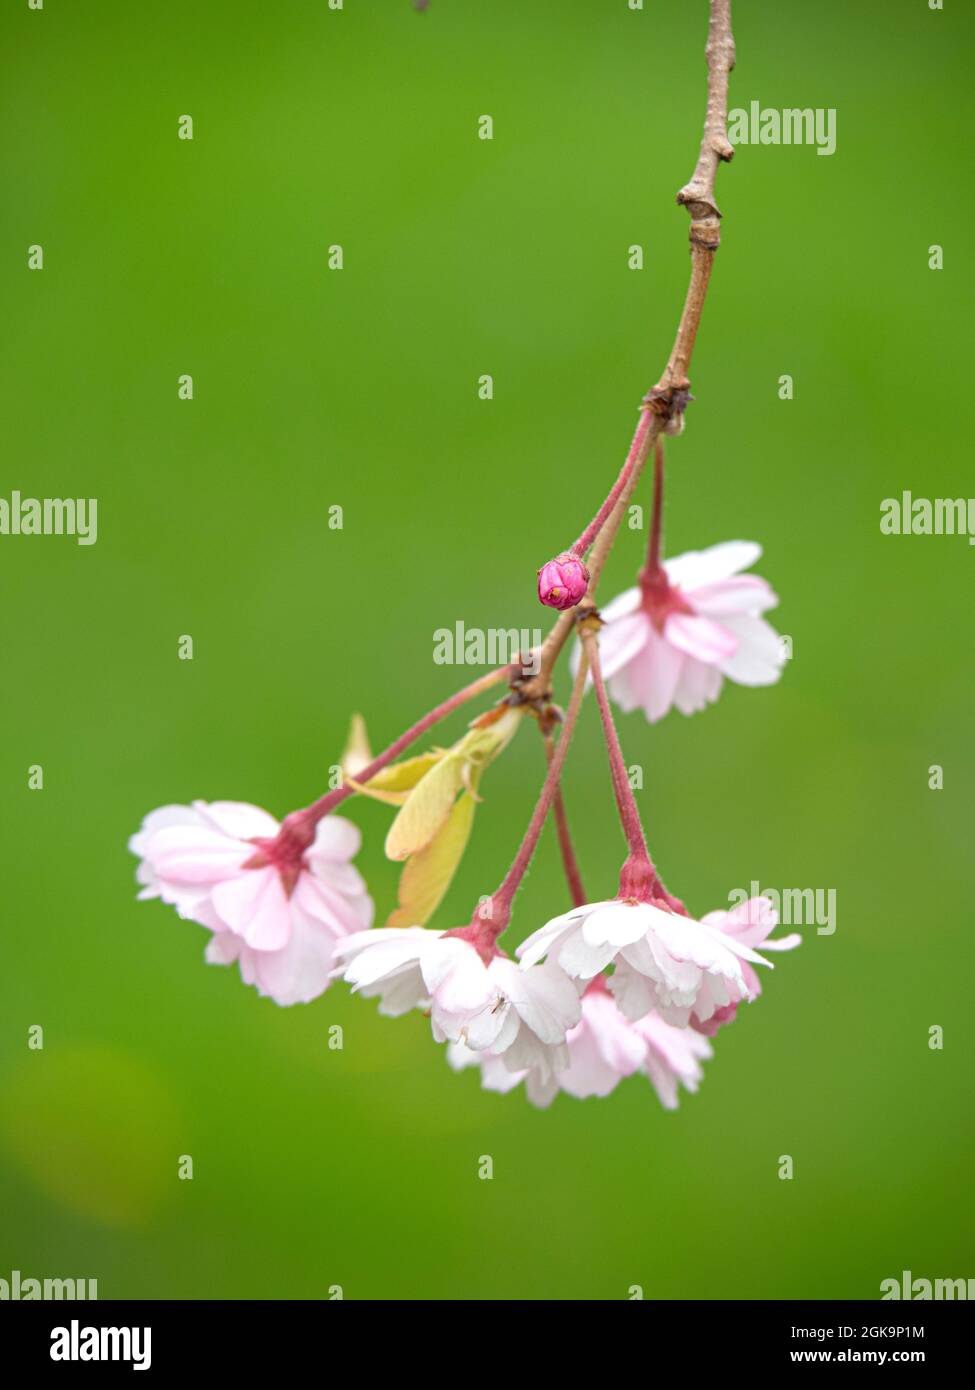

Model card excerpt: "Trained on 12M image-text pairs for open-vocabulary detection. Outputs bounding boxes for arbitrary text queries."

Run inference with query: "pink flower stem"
[640,438,667,584]
[569,409,655,559]
[544,732,588,908]
[277,662,517,858]
[468,644,591,947]
[581,628,687,913]
[580,627,659,902]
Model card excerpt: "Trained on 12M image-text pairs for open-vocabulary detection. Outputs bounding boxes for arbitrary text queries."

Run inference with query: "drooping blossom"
[332,927,581,1071]
[517,895,771,1030]
[448,981,712,1109]
[537,553,590,611]
[129,801,372,1005]
[575,541,784,722]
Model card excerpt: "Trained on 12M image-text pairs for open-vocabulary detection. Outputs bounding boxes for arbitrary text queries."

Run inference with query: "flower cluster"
[130,433,796,1112]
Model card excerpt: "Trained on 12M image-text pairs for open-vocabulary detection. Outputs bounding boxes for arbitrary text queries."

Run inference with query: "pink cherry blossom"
[332,927,581,1068]
[448,981,712,1108]
[575,540,784,722]
[517,895,770,1029]
[129,801,372,1005]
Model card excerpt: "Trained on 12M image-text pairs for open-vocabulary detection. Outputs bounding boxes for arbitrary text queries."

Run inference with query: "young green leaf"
[384,753,466,861]
[385,789,478,930]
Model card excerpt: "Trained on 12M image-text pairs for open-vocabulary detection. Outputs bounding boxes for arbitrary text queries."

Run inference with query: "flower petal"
[499,960,582,1043]
[597,585,643,624]
[671,654,724,716]
[128,804,207,858]
[421,938,494,1014]
[664,540,762,590]
[717,614,786,686]
[210,866,292,950]
[581,901,657,948]
[334,927,431,988]
[664,613,739,665]
[597,612,652,682]
[247,908,344,1005]
[307,815,362,863]
[194,800,280,840]
[607,961,657,1021]
[609,625,685,723]
[556,930,621,979]
[142,826,253,883]
[516,904,594,967]
[691,575,778,617]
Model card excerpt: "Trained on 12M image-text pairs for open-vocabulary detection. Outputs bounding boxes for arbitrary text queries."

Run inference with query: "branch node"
[689,215,721,250]
[642,386,695,436]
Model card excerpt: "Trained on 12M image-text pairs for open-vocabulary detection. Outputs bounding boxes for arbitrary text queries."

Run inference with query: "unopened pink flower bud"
[537,553,590,611]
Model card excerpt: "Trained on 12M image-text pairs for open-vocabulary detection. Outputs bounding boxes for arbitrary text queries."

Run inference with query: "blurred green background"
[1,0,972,1301]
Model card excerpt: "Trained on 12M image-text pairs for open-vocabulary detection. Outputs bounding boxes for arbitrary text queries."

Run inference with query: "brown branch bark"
[517,0,736,704]
[677,0,736,221]
[653,0,735,400]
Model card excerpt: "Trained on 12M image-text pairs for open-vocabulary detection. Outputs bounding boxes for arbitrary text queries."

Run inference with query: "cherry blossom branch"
[279,661,518,854]
[520,408,657,701]
[279,2,737,879]
[649,0,735,404]
[678,0,736,221]
[524,0,736,701]
[569,448,642,559]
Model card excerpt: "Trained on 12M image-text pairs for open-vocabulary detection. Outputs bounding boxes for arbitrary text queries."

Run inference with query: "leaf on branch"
[385,789,478,930]
[346,750,445,806]
[344,778,413,808]
[364,750,445,789]
[384,706,525,861]
[384,753,467,861]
